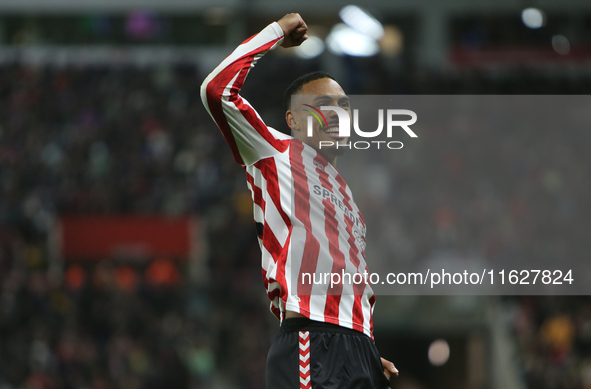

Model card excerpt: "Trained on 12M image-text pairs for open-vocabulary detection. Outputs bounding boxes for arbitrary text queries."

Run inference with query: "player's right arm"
[200,13,308,166]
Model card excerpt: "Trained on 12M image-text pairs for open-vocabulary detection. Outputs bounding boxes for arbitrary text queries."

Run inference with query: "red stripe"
[205,62,245,164]
[291,140,319,315]
[246,172,265,212]
[262,267,284,321]
[274,226,292,318]
[267,287,281,301]
[256,157,292,316]
[203,37,283,165]
[262,268,269,290]
[262,226,283,263]
[231,90,290,154]
[271,304,282,320]
[334,174,365,330]
[316,158,345,326]
[262,268,283,321]
[256,159,290,227]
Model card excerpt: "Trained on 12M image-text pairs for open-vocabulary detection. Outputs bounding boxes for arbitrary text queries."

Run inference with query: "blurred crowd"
[508,296,591,389]
[0,53,590,389]
[0,62,274,389]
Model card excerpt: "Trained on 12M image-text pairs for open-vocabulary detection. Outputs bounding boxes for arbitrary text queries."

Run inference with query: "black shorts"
[266,318,391,389]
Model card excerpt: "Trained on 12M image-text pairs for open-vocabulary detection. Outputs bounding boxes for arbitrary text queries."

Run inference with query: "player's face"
[289,78,351,162]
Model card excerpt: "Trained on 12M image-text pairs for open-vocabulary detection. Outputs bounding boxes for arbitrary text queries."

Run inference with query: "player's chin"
[333,147,346,156]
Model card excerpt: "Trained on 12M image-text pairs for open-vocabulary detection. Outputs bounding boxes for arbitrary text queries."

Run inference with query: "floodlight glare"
[326,23,380,57]
[521,8,546,29]
[339,5,384,41]
[294,36,325,59]
[428,339,450,366]
[552,35,570,55]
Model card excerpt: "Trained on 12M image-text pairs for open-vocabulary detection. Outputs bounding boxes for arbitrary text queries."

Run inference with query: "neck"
[317,149,337,167]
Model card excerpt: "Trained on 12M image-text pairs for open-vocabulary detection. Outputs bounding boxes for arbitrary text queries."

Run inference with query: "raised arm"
[200,14,308,166]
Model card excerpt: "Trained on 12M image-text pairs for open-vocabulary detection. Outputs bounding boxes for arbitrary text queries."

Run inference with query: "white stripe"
[299,340,309,351]
[224,101,285,165]
[264,184,288,246]
[268,281,281,294]
[247,179,265,225]
[261,246,275,279]
[299,364,310,374]
[300,376,310,385]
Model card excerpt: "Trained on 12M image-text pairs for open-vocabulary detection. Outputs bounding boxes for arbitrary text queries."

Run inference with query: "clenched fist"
[277,13,308,48]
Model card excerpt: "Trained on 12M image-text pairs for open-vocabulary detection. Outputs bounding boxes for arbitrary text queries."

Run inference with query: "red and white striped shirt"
[201,22,375,338]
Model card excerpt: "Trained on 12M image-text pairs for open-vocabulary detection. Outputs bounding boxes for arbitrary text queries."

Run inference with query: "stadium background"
[1,1,590,388]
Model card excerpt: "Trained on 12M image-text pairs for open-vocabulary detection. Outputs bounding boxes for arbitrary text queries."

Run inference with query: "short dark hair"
[283,71,337,112]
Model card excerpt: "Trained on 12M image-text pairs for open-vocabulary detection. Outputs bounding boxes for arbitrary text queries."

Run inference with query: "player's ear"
[286,110,301,133]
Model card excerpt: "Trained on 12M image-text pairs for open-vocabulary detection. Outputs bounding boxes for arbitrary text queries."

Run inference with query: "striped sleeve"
[200,22,291,166]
